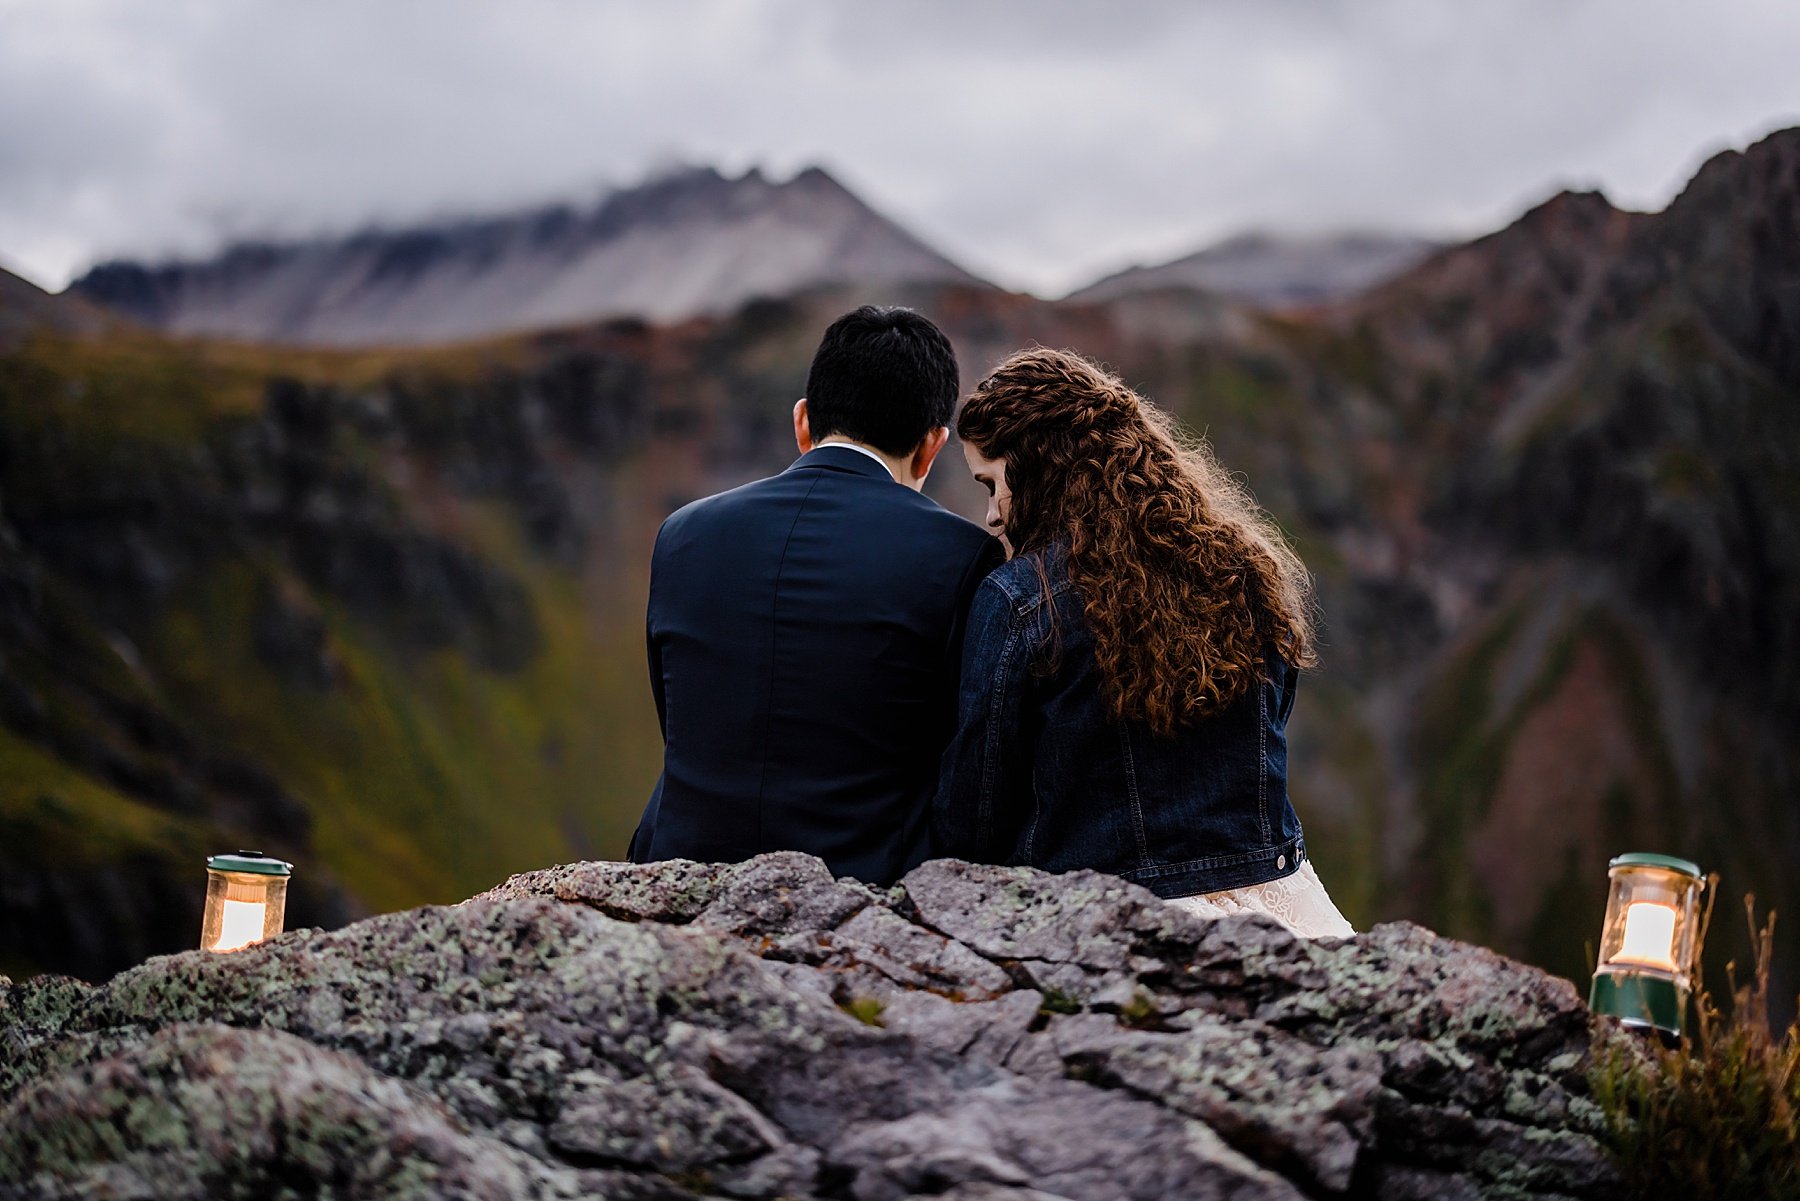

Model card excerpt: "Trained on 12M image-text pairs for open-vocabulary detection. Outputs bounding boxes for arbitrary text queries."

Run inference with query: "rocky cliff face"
[68,166,985,346]
[0,853,1620,1200]
[1281,127,1800,1001]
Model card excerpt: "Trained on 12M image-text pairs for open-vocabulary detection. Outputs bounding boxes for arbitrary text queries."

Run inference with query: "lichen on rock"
[0,854,1619,1199]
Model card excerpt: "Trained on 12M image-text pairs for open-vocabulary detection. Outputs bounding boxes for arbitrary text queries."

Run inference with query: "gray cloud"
[2,0,1797,295]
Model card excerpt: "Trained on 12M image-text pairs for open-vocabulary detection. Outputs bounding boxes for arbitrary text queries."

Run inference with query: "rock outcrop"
[0,853,1618,1199]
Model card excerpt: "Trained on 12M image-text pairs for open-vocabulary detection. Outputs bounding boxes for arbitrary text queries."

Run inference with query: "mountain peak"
[1507,188,1625,236]
[1070,229,1442,308]
[68,165,985,346]
[0,263,110,345]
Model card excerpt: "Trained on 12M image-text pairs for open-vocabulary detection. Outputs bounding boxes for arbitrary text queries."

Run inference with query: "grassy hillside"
[0,325,675,976]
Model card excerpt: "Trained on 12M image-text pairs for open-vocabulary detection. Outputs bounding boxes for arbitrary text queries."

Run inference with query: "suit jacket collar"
[788,444,897,482]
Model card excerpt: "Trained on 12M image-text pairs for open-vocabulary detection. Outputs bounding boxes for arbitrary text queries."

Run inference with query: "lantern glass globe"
[1590,852,1705,1043]
[200,853,292,954]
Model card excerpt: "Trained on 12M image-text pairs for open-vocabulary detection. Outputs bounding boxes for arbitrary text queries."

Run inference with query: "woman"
[935,347,1352,938]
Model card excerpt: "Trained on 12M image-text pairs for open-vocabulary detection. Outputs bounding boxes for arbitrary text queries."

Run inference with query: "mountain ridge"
[1072,230,1443,308]
[68,165,987,347]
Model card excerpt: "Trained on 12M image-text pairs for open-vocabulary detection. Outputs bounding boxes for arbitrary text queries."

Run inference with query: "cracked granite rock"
[0,853,1618,1199]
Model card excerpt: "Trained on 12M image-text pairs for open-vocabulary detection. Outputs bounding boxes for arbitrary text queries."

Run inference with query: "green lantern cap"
[1608,852,1703,879]
[207,851,293,876]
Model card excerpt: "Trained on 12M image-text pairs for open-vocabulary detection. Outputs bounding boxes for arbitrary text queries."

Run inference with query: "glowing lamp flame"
[211,898,270,953]
[1612,901,1678,972]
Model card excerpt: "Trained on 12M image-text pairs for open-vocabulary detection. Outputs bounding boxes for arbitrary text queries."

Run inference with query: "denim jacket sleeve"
[933,574,1033,861]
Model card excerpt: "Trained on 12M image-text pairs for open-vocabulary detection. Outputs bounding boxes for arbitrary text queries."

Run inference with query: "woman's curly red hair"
[957,347,1317,737]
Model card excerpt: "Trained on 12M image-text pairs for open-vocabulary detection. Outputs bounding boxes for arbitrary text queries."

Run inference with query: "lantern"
[1589,852,1705,1043]
[200,852,292,953]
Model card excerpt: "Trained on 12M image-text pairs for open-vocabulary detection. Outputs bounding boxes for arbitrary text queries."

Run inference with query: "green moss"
[837,996,886,1028]
[1116,989,1163,1030]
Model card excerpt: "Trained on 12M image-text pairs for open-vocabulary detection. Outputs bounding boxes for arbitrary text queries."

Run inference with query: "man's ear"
[793,398,814,454]
[909,426,951,484]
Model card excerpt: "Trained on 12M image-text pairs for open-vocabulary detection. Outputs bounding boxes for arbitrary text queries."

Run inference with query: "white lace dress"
[1164,859,1355,939]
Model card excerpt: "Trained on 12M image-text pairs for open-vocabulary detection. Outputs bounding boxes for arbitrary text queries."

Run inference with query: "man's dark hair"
[804,306,959,457]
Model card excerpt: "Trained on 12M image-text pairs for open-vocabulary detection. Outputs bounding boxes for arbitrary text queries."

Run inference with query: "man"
[627,306,1003,884]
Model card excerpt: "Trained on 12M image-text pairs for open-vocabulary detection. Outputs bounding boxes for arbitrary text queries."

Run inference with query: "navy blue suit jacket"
[628,445,1003,884]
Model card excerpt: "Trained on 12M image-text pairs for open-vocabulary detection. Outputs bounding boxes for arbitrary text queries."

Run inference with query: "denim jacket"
[932,545,1308,898]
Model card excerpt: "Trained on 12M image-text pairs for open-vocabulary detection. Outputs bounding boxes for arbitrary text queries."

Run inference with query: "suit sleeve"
[629,528,671,862]
[644,520,671,740]
[647,608,668,740]
[933,575,1031,862]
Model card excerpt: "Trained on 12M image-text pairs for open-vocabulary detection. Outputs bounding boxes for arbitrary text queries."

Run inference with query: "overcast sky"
[2,0,1797,297]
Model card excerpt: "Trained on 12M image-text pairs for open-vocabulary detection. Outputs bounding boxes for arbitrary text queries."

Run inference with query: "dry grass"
[1591,882,1800,1200]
